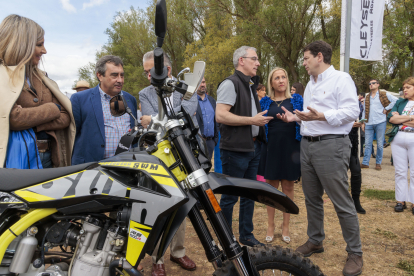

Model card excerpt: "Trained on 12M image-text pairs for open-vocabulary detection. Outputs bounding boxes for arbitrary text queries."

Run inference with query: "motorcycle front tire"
[214,245,325,276]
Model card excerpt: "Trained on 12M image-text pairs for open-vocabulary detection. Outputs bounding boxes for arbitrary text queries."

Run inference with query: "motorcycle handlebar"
[154,48,164,76]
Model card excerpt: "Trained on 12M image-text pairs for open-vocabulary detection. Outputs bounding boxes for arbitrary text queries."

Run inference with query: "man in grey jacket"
[139,51,198,128]
[139,51,197,276]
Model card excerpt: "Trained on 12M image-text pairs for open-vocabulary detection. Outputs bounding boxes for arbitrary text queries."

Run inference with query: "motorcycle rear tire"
[213,245,325,276]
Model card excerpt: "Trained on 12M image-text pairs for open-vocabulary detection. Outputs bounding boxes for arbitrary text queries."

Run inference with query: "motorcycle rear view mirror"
[155,0,167,47]
[182,61,206,100]
[109,94,127,117]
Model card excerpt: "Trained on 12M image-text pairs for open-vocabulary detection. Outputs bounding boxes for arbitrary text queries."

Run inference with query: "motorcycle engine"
[14,208,130,276]
[70,217,127,276]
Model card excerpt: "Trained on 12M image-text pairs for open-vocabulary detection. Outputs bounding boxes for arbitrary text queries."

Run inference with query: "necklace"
[272,98,285,107]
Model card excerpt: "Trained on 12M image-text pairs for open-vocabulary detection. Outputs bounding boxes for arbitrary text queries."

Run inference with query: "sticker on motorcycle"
[129,228,147,243]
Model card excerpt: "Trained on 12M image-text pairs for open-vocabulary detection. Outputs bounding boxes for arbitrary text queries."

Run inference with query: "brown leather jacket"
[1,65,76,168]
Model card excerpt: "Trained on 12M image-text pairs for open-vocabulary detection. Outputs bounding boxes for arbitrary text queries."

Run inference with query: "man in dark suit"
[70,55,137,165]
[195,77,219,161]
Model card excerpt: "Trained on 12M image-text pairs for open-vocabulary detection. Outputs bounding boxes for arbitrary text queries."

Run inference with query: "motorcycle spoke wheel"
[249,245,326,276]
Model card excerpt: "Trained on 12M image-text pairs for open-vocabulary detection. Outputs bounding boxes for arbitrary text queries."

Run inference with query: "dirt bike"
[0,1,325,275]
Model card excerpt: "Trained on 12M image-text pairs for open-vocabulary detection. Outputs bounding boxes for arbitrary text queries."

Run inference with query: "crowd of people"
[2,14,414,276]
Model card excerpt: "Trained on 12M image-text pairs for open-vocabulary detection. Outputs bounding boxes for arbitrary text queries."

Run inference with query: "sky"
[0,0,149,93]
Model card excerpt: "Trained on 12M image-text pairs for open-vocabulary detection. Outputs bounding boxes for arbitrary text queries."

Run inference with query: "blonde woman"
[258,67,302,243]
[0,15,75,168]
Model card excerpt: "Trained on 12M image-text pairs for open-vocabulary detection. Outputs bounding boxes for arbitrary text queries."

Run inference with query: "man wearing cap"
[73,80,90,92]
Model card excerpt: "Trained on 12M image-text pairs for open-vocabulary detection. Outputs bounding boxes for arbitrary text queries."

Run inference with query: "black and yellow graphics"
[126,220,152,266]
[13,169,128,203]
[100,162,179,189]
[12,161,183,204]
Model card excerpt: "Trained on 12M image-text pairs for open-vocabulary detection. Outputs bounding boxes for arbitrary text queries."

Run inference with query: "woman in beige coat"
[0,15,75,168]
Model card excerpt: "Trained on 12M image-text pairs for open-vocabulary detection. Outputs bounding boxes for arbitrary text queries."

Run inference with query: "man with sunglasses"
[360,79,397,170]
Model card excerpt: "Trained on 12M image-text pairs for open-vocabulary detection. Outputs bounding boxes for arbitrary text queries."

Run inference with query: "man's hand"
[353,122,362,128]
[361,123,365,132]
[383,109,388,114]
[250,110,273,126]
[276,106,298,123]
[295,106,326,121]
[140,115,152,128]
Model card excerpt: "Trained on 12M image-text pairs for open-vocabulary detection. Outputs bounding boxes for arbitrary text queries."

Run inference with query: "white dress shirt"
[301,66,360,136]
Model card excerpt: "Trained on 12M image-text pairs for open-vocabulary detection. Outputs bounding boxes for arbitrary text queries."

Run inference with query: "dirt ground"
[139,146,414,275]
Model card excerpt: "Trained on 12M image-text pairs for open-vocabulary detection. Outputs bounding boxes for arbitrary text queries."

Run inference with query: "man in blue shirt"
[195,77,219,161]
[361,79,398,170]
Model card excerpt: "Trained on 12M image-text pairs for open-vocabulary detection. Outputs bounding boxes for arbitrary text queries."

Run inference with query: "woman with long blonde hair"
[258,67,303,243]
[0,14,75,168]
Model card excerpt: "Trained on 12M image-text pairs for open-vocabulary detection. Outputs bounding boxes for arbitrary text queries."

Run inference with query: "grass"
[397,259,414,275]
[372,228,397,239]
[363,189,395,201]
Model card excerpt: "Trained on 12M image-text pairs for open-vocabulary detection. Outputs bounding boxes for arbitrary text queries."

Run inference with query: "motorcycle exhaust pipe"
[9,235,38,273]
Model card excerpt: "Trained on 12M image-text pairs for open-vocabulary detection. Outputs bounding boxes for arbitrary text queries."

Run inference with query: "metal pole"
[340,0,352,73]
[344,0,352,73]
[340,0,347,72]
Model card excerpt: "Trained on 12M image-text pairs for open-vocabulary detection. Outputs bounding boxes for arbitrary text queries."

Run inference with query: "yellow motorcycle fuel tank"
[151,140,187,182]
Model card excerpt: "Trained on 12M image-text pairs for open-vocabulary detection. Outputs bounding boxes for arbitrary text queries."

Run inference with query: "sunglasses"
[369,82,378,85]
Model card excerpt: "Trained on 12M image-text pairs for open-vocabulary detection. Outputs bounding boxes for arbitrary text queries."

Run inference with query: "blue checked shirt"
[99,87,130,158]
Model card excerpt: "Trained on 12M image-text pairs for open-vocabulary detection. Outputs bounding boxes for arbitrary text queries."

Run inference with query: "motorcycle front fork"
[186,187,251,276]
[169,127,252,276]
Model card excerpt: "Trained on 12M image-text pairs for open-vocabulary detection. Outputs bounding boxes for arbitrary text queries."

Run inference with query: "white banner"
[350,0,385,61]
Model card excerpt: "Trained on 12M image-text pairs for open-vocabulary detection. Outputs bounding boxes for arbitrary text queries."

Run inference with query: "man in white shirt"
[278,41,363,276]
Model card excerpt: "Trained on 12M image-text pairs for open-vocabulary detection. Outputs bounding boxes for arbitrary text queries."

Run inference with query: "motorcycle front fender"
[208,172,299,214]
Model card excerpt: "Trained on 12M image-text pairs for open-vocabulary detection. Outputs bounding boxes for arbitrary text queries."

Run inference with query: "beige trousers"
[151,219,186,264]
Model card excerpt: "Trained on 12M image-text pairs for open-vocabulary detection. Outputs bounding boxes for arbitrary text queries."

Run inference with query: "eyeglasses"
[369,82,378,85]
[143,70,150,77]
[242,56,260,62]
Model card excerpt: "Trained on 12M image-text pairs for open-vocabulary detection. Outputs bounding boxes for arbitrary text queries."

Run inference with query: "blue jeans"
[219,140,261,240]
[39,151,53,168]
[362,121,387,165]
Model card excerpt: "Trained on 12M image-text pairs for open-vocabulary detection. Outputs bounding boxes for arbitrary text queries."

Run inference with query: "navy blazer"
[70,85,137,165]
[196,94,219,145]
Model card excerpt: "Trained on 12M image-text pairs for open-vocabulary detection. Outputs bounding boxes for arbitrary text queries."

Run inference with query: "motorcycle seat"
[0,162,97,192]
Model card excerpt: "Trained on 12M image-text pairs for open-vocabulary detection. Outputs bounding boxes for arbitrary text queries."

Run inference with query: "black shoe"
[412,207,414,215]
[239,236,264,247]
[395,202,406,212]
[372,153,376,158]
[360,153,364,157]
[384,143,390,148]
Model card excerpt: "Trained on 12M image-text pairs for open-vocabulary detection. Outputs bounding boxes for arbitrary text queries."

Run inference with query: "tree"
[75,62,99,88]
[77,0,414,99]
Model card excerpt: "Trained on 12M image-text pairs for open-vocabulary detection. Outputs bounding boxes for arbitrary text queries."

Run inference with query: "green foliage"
[372,228,397,239]
[363,189,395,201]
[76,0,414,100]
[75,62,99,88]
[397,259,414,275]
